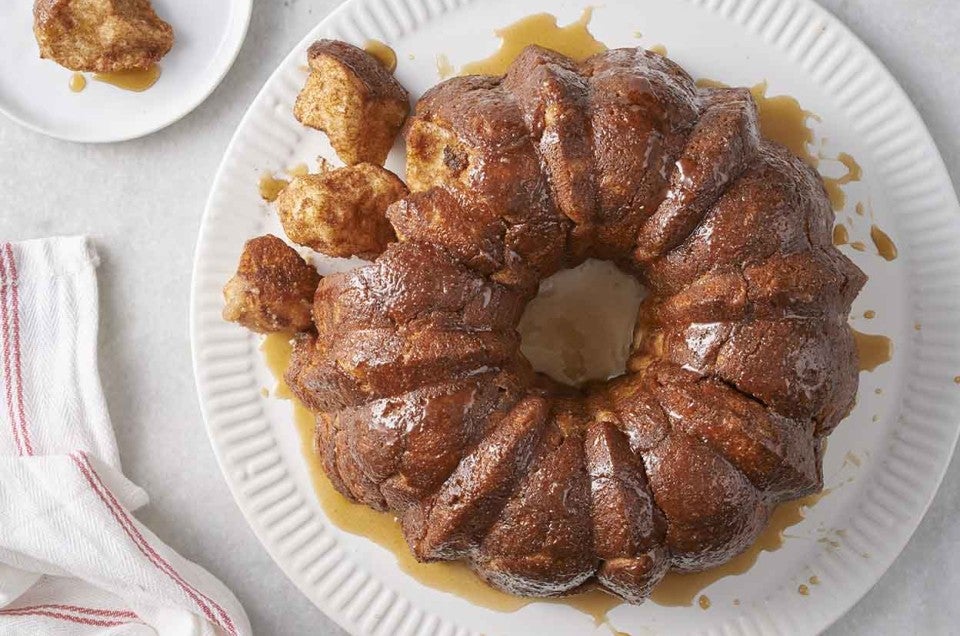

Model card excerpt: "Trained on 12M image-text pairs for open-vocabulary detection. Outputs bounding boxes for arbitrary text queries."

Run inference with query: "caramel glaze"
[436,53,455,79]
[93,64,161,92]
[851,329,894,372]
[870,225,898,261]
[833,225,850,246]
[364,39,398,73]
[825,153,862,211]
[701,79,899,263]
[258,165,311,202]
[286,163,309,177]
[258,174,289,202]
[269,331,837,619]
[649,490,829,606]
[718,80,898,263]
[834,217,899,262]
[69,73,86,92]
[458,7,606,77]
[696,78,861,212]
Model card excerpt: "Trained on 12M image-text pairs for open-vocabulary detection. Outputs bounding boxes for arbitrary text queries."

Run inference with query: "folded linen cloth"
[0,237,251,635]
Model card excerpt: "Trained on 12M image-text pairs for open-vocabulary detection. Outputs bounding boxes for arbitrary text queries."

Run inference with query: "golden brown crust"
[404,75,569,284]
[475,405,596,596]
[294,39,410,166]
[582,48,699,259]
[34,0,173,72]
[222,235,320,334]
[276,163,408,260]
[585,418,669,602]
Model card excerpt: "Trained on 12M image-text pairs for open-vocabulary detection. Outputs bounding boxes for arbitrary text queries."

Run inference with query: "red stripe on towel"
[0,248,22,455]
[8,604,139,619]
[0,607,136,628]
[3,244,32,455]
[69,452,238,636]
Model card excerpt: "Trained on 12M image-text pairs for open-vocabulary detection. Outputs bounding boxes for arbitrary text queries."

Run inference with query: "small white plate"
[192,0,960,634]
[0,0,251,143]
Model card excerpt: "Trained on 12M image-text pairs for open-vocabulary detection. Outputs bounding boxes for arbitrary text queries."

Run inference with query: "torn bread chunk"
[34,0,174,72]
[222,235,320,334]
[294,39,410,166]
[276,163,408,260]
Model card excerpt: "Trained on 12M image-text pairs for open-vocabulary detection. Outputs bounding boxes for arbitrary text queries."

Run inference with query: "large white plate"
[0,0,251,143]
[190,0,960,634]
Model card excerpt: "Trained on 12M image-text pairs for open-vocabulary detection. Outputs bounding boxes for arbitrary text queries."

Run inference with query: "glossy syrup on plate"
[364,39,398,73]
[93,64,162,92]
[851,329,894,372]
[696,78,863,213]
[69,73,87,93]
[454,7,607,77]
[258,164,312,202]
[258,174,289,202]
[650,490,830,607]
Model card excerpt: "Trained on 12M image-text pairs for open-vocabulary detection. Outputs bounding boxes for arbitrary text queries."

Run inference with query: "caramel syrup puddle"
[258,174,289,202]
[697,78,865,213]
[649,490,829,606]
[286,163,309,177]
[457,7,607,77]
[93,64,161,92]
[833,219,899,262]
[870,225,897,261]
[749,81,860,211]
[435,53,455,80]
[833,224,850,246]
[364,39,398,73]
[851,329,894,372]
[258,165,311,202]
[69,73,87,93]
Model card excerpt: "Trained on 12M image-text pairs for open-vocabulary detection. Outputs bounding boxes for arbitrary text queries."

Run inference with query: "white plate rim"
[189,0,960,634]
[0,0,253,144]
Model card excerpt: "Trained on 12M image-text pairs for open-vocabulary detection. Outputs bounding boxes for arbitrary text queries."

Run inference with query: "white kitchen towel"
[0,237,251,636]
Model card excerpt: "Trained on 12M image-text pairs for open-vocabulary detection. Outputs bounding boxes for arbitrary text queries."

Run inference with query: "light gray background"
[1,0,957,634]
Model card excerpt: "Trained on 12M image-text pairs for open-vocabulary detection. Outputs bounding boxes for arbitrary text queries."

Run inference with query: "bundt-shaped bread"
[285,45,866,602]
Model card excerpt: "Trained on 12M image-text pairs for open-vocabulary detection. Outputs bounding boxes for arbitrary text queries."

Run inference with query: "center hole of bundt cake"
[517,259,646,388]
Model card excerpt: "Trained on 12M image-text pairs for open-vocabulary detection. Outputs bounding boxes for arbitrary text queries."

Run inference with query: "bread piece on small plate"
[34,0,174,72]
[277,163,408,260]
[223,235,320,334]
[294,39,410,166]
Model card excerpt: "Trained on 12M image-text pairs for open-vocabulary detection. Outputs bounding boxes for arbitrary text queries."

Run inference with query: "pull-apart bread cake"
[225,41,865,603]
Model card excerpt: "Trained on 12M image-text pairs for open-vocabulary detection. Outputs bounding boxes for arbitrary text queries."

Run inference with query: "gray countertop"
[1,1,957,634]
